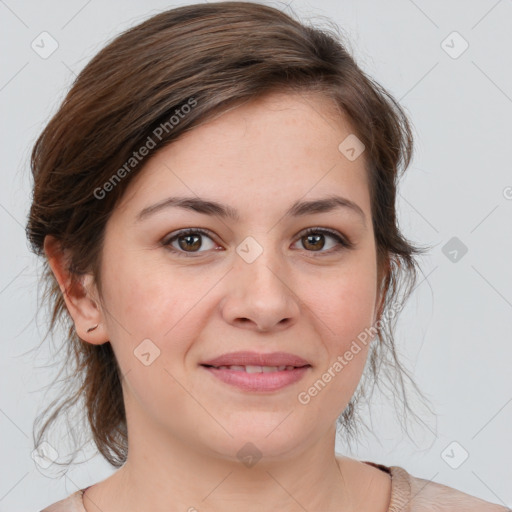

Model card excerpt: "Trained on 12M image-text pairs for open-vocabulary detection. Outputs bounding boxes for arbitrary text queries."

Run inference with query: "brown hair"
[26,1,435,471]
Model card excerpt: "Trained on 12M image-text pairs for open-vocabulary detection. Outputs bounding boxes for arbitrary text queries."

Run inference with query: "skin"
[45,91,391,512]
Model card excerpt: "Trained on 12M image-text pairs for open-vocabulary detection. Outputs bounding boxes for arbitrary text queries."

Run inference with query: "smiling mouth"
[201,364,310,373]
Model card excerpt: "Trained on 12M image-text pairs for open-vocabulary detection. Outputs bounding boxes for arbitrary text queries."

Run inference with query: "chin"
[193,413,318,464]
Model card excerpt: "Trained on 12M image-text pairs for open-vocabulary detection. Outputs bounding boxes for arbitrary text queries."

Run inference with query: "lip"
[202,365,310,392]
[200,351,311,392]
[200,351,311,368]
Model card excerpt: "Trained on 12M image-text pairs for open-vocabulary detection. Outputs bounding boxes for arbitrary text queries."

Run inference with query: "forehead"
[114,91,370,222]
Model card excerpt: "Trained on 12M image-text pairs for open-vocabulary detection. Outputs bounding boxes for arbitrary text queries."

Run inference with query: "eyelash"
[162,227,354,258]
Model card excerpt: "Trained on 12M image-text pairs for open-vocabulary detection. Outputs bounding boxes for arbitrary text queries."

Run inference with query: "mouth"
[199,351,312,392]
[201,364,308,372]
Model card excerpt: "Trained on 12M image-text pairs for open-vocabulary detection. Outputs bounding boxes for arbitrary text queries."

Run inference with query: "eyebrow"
[136,194,367,228]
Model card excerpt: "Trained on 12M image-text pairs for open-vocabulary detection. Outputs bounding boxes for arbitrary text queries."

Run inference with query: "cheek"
[99,248,221,375]
[100,247,188,336]
[296,254,377,405]
[98,255,196,419]
[306,256,378,348]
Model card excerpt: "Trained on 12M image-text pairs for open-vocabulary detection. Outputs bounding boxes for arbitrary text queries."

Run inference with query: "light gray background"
[1,0,511,509]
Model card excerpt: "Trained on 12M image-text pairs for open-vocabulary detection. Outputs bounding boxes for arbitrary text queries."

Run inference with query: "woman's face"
[94,91,381,461]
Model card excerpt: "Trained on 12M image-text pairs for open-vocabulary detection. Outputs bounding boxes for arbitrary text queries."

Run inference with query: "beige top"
[40,460,509,511]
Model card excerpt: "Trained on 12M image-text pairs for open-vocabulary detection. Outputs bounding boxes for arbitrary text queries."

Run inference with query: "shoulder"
[396,466,510,512]
[359,459,509,511]
[39,489,86,512]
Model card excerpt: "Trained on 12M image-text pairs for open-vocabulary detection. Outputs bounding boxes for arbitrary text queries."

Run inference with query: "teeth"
[215,365,295,372]
[245,365,262,373]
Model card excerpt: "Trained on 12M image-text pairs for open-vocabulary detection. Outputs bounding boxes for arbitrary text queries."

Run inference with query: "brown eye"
[178,233,202,252]
[302,233,326,251]
[163,228,218,256]
[294,227,353,255]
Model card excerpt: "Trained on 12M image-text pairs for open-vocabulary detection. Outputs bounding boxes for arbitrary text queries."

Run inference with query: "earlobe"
[43,235,108,345]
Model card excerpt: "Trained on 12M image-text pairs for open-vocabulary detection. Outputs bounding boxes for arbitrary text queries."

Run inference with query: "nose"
[220,245,300,333]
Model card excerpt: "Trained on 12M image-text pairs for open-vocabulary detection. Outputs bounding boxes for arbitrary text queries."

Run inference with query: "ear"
[44,235,109,345]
